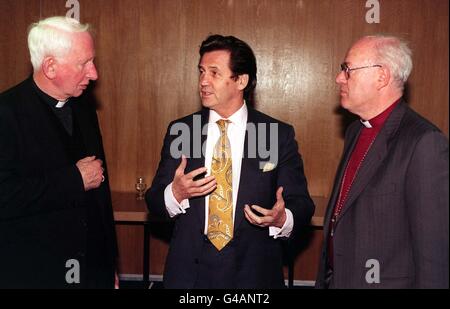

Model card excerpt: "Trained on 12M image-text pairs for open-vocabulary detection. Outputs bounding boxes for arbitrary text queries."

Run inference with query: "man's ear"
[41,57,57,79]
[237,74,249,91]
[377,66,390,90]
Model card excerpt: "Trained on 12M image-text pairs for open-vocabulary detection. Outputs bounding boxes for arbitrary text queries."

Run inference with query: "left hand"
[244,187,287,228]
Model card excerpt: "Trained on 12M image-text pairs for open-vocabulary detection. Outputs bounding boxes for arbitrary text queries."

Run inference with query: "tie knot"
[216,119,229,135]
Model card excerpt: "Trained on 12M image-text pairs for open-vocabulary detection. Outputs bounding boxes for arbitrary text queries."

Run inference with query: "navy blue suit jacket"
[146,107,314,288]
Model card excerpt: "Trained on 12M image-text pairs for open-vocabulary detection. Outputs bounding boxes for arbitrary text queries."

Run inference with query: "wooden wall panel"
[0,0,39,88]
[0,0,448,282]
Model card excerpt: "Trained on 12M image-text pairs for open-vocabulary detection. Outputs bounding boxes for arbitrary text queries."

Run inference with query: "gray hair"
[364,35,413,90]
[28,16,90,71]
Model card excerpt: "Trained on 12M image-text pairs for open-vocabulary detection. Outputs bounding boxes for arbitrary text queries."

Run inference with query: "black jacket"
[0,77,117,288]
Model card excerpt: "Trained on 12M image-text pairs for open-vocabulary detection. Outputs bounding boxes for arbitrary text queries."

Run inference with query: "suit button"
[194,258,199,264]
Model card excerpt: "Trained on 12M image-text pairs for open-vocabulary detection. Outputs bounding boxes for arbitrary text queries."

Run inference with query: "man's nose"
[199,73,209,86]
[88,63,98,81]
[336,70,346,84]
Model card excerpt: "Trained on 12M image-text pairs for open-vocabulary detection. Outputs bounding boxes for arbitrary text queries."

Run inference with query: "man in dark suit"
[316,35,449,288]
[0,16,117,288]
[146,35,314,288]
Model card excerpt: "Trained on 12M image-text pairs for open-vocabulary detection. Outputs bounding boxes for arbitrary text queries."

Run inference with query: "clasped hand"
[76,156,104,191]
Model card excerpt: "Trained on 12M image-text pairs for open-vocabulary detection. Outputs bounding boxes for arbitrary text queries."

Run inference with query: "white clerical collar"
[209,102,248,128]
[360,119,373,128]
[55,100,68,108]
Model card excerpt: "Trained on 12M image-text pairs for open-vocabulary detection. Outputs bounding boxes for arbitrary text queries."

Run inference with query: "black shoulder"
[0,78,31,107]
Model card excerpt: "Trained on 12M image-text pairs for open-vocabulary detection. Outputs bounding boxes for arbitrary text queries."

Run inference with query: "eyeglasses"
[340,63,382,79]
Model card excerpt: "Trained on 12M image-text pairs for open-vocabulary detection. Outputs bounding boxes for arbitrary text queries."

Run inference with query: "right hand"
[172,156,216,203]
[76,156,104,191]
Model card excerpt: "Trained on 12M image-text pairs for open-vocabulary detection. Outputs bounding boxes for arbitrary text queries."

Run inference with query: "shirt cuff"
[269,208,294,239]
[164,182,190,218]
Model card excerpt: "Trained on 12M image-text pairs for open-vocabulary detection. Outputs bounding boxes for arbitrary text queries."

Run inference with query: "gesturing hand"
[172,155,217,203]
[244,187,287,228]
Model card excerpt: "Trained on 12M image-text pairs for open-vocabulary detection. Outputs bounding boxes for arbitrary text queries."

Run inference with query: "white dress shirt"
[164,103,293,238]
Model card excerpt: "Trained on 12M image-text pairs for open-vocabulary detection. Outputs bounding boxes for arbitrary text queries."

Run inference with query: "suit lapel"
[337,101,407,222]
[234,108,258,234]
[323,124,361,236]
[234,139,249,234]
[192,109,209,226]
[337,130,388,221]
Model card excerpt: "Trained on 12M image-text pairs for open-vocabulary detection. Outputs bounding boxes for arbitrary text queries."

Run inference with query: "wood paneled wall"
[1,0,448,281]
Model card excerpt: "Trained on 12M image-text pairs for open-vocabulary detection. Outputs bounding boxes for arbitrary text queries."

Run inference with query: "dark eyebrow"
[198,65,220,71]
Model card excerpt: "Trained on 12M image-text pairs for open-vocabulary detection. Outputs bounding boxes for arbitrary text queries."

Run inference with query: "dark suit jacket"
[146,107,314,288]
[0,78,117,288]
[316,100,449,288]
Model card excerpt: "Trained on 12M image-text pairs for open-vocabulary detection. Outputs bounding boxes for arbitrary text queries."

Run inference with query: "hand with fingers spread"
[76,156,104,191]
[244,186,287,228]
[172,155,217,203]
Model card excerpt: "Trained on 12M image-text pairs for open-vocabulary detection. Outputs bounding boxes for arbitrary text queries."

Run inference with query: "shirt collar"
[209,102,248,128]
[360,119,372,128]
[31,77,70,109]
[55,100,68,108]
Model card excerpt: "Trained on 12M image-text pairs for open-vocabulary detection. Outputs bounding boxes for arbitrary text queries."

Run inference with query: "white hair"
[364,35,413,90]
[28,16,90,71]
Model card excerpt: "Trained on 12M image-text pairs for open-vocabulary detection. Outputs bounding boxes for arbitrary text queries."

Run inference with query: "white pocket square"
[261,162,276,172]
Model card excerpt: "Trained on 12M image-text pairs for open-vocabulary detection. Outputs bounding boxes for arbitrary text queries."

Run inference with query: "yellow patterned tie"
[207,119,233,250]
